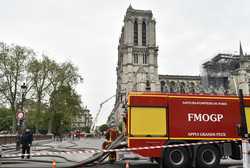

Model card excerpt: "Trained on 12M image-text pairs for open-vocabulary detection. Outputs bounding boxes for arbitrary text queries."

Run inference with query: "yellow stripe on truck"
[244,107,250,134]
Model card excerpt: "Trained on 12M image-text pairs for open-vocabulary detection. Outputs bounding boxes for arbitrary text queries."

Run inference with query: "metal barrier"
[1,138,249,168]
[0,134,52,145]
[242,139,250,168]
[1,139,240,158]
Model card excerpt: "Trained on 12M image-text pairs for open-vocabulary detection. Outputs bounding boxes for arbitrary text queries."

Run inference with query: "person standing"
[21,129,33,159]
[102,127,119,162]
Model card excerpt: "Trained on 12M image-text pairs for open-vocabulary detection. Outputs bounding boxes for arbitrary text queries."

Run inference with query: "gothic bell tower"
[113,5,160,124]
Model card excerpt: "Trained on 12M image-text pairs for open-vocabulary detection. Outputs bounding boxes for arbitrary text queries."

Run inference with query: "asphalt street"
[84,160,244,168]
[0,137,246,168]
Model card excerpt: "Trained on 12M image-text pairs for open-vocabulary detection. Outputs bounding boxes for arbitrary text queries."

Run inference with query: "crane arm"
[90,94,116,133]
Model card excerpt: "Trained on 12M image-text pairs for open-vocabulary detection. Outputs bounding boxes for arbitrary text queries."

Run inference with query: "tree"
[27,56,54,133]
[50,85,82,135]
[24,99,49,134]
[47,62,83,133]
[0,107,12,132]
[0,42,34,132]
[0,42,84,134]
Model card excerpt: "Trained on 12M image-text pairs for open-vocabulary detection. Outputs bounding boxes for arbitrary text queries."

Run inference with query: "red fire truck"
[126,92,250,168]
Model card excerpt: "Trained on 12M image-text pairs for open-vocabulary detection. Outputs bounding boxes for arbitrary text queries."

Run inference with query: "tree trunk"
[48,118,52,134]
[35,98,42,134]
[48,107,55,134]
[48,110,53,134]
[11,104,16,133]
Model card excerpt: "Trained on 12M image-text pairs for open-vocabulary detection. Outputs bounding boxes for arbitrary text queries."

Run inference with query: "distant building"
[108,6,250,126]
[202,44,250,95]
[72,107,92,130]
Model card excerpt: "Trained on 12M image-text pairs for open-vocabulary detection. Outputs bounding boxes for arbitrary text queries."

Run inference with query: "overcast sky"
[1,0,250,125]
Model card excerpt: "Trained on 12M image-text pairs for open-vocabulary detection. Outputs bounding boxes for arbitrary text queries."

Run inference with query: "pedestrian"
[76,130,80,140]
[21,129,33,159]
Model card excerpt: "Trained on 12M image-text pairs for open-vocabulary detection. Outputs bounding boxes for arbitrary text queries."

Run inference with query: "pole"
[239,89,248,137]
[20,83,27,131]
[16,104,21,151]
[233,77,239,96]
[21,92,25,130]
[242,139,250,168]
[16,83,27,151]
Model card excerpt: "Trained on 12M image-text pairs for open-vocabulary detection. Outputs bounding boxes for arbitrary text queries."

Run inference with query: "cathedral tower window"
[134,20,138,45]
[143,53,148,64]
[142,21,147,46]
[133,53,138,64]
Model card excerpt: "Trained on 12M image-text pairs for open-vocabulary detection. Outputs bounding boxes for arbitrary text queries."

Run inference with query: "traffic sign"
[16,112,24,120]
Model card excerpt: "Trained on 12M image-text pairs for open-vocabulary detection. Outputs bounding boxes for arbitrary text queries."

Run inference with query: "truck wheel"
[163,147,189,168]
[196,145,220,168]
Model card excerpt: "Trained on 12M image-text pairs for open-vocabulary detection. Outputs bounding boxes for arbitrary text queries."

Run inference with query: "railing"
[0,134,52,145]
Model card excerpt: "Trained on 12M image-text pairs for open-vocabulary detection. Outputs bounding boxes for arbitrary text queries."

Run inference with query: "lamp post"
[20,83,27,129]
[16,83,27,150]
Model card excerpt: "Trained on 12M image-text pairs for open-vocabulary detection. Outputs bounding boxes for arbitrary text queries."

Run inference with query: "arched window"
[134,20,138,45]
[142,53,148,64]
[133,53,138,64]
[142,21,146,46]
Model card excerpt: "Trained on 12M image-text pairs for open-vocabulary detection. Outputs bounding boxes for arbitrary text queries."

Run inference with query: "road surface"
[0,137,246,168]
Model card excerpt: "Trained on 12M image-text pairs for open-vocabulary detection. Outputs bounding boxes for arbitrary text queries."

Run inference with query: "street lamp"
[21,83,27,129]
[16,83,27,150]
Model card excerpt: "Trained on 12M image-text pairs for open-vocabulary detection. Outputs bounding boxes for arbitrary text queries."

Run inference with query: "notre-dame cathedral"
[107,6,250,126]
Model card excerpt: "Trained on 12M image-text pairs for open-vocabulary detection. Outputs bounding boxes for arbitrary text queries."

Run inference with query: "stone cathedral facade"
[107,6,250,126]
[109,6,160,125]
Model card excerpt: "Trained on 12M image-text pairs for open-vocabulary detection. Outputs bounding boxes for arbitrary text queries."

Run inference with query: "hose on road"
[61,134,127,168]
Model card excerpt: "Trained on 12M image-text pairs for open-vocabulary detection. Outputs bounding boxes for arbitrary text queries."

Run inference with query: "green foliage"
[0,107,12,132]
[0,42,35,132]
[50,85,82,135]
[47,61,83,133]
[84,126,90,133]
[25,100,49,134]
[0,42,84,134]
[27,56,55,133]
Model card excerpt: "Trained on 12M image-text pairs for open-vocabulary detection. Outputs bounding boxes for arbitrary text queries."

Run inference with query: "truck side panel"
[168,96,241,140]
[128,138,166,157]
